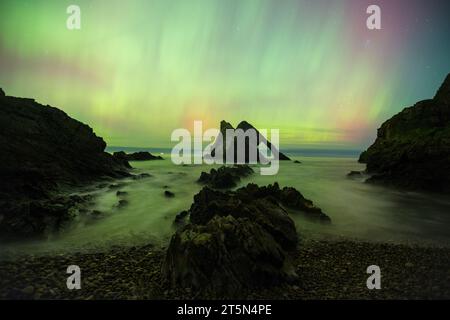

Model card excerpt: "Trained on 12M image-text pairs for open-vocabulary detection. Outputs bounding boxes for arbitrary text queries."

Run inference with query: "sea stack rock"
[208,120,290,162]
[0,90,131,237]
[434,73,450,105]
[359,73,450,192]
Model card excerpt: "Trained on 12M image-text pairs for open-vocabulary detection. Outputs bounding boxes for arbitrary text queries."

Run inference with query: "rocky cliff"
[0,89,130,237]
[359,74,450,192]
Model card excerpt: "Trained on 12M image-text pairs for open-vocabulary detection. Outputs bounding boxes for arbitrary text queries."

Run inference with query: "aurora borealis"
[1,0,449,149]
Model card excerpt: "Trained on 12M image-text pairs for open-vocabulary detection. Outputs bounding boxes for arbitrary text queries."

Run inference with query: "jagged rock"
[236,121,291,161]
[129,151,162,160]
[173,210,189,227]
[231,183,330,222]
[163,215,298,298]
[180,183,330,230]
[187,186,299,248]
[207,120,290,163]
[359,73,450,192]
[277,186,330,221]
[164,183,330,296]
[113,151,163,161]
[293,160,302,164]
[0,89,130,238]
[435,73,450,105]
[111,151,132,168]
[197,165,254,189]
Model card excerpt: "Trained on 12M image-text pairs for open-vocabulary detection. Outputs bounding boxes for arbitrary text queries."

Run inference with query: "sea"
[2,147,450,257]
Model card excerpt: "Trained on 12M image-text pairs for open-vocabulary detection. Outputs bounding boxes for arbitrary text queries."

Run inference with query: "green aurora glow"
[1,0,449,149]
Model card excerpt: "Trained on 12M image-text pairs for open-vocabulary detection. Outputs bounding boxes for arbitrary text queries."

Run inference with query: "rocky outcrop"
[113,151,163,162]
[207,120,290,162]
[163,215,298,298]
[197,165,254,188]
[0,89,131,238]
[163,183,329,297]
[359,74,450,192]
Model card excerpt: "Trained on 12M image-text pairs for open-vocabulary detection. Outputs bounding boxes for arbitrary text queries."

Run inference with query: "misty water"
[2,156,450,258]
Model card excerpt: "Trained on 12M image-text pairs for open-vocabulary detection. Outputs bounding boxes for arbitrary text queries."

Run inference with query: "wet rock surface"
[163,215,298,297]
[359,74,450,192]
[163,183,330,297]
[197,165,254,189]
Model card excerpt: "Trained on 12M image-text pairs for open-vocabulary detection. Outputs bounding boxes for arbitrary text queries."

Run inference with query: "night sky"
[1,0,449,149]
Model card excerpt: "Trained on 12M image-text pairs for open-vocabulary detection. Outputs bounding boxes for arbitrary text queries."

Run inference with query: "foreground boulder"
[163,215,298,297]
[0,89,130,238]
[187,185,300,248]
[359,74,450,192]
[197,165,254,188]
[163,183,329,297]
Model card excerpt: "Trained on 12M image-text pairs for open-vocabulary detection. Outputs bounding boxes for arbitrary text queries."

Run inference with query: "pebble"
[2,240,450,300]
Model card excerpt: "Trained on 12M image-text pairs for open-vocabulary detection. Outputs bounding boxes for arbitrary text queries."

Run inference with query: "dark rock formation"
[163,183,330,297]
[197,165,254,189]
[237,183,331,223]
[188,185,300,248]
[110,151,132,169]
[0,89,130,238]
[113,151,163,162]
[293,160,302,164]
[163,215,298,298]
[207,120,290,163]
[435,73,450,105]
[173,210,189,227]
[164,190,175,198]
[359,74,450,192]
